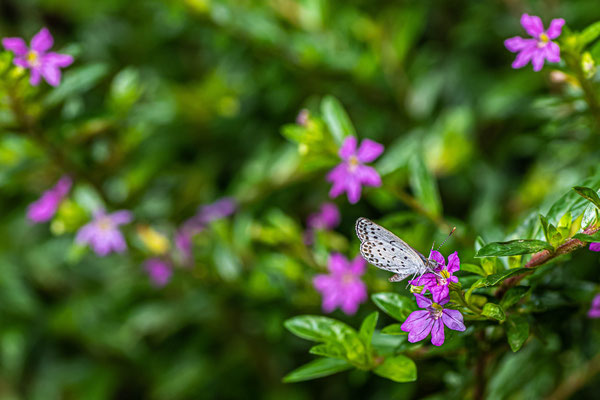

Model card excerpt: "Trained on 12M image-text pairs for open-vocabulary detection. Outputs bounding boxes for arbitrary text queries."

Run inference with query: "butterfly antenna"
[435,227,456,251]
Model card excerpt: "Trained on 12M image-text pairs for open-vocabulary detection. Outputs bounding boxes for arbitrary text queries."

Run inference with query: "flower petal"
[319,203,340,228]
[31,27,53,53]
[2,37,28,55]
[401,310,429,332]
[435,294,450,306]
[531,49,546,71]
[544,41,561,63]
[41,65,62,86]
[326,163,349,198]
[355,165,381,187]
[504,37,535,53]
[313,274,335,292]
[341,281,367,315]
[442,309,466,331]
[110,210,133,225]
[590,242,600,252]
[511,47,536,69]
[339,136,357,160]
[356,139,384,163]
[414,293,432,308]
[546,18,565,39]
[446,251,460,273]
[30,68,42,86]
[44,52,74,67]
[328,253,349,274]
[349,255,367,275]
[407,316,433,343]
[345,176,362,204]
[431,285,450,301]
[520,14,544,38]
[430,319,445,346]
[428,250,445,268]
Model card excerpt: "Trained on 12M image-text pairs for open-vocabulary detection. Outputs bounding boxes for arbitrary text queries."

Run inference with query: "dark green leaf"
[381,324,406,335]
[460,263,486,276]
[409,153,441,216]
[476,240,552,257]
[44,64,109,106]
[282,358,352,383]
[321,95,355,145]
[481,303,505,322]
[506,316,530,352]
[373,355,417,383]
[573,232,600,242]
[573,186,600,210]
[500,286,531,309]
[371,293,416,322]
[482,268,529,286]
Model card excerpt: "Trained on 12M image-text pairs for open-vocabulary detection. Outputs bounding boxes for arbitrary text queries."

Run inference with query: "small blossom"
[313,253,367,315]
[410,250,460,299]
[144,258,172,287]
[27,175,72,223]
[76,209,132,256]
[588,294,600,318]
[504,14,564,72]
[401,293,466,346]
[2,27,74,86]
[589,242,600,252]
[197,197,236,224]
[304,202,341,244]
[327,136,383,204]
[296,109,309,126]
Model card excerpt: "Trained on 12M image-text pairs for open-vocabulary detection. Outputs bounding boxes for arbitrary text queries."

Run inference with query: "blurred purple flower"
[313,253,367,315]
[589,242,600,252]
[144,258,172,287]
[327,136,383,204]
[2,27,73,86]
[175,197,237,263]
[410,250,460,299]
[504,14,564,71]
[588,294,600,318]
[27,175,72,223]
[76,209,133,256]
[304,202,341,244]
[296,109,309,126]
[401,293,466,346]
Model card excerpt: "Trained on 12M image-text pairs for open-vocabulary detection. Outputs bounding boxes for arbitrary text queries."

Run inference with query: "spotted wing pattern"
[356,218,428,280]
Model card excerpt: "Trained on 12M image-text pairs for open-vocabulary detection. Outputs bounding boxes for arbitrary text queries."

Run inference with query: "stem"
[564,52,600,129]
[453,288,483,315]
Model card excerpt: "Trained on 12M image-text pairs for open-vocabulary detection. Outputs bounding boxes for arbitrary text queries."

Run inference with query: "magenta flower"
[410,251,460,299]
[313,253,367,315]
[304,202,341,244]
[589,243,600,252]
[27,175,72,223]
[588,294,600,318]
[327,136,383,204]
[2,27,73,86]
[144,258,173,287]
[504,14,565,72]
[76,209,133,256]
[401,293,466,346]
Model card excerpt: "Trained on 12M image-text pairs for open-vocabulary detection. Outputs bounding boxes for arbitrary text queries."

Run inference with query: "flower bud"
[410,285,424,294]
[448,281,462,292]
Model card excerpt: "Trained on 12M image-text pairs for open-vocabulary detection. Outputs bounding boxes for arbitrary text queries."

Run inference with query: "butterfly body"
[355,217,438,283]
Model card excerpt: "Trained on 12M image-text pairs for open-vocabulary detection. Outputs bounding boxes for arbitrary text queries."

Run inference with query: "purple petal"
[110,210,133,225]
[319,203,340,228]
[13,56,29,68]
[429,250,446,268]
[75,224,95,244]
[341,281,367,315]
[589,242,600,252]
[349,255,367,275]
[175,230,193,261]
[355,165,381,187]
[41,65,61,86]
[591,294,600,309]
[588,309,600,318]
[338,136,357,160]
[30,68,42,86]
[326,163,349,198]
[407,317,433,343]
[145,258,172,287]
[345,177,362,204]
[504,37,536,52]
[520,14,544,38]
[313,274,336,292]
[27,192,60,222]
[430,285,450,301]
[409,273,436,288]
[44,52,74,68]
[436,294,450,306]
[544,41,561,63]
[546,18,565,39]
[356,139,384,163]
[328,253,349,274]
[430,319,445,346]
[531,49,545,72]
[446,251,460,273]
[401,310,430,332]
[414,293,432,308]
[2,37,28,55]
[442,309,466,331]
[31,27,53,53]
[109,231,128,253]
[511,47,536,69]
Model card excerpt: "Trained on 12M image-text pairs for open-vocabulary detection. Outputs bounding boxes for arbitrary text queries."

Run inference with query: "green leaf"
[481,303,505,322]
[500,286,530,309]
[573,186,600,210]
[465,268,529,302]
[460,263,486,276]
[476,240,552,257]
[321,95,355,145]
[573,232,600,242]
[579,21,600,48]
[44,63,109,106]
[371,293,416,322]
[373,355,417,383]
[409,153,441,216]
[381,324,406,335]
[359,312,378,350]
[480,257,498,275]
[284,315,357,343]
[282,358,352,383]
[506,316,530,352]
[309,343,347,360]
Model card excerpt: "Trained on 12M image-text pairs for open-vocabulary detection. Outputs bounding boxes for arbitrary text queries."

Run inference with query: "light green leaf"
[373,355,417,383]
[573,186,600,210]
[284,315,357,343]
[321,95,355,145]
[579,21,600,48]
[476,240,552,257]
[573,232,600,242]
[409,153,441,216]
[282,358,352,383]
[381,324,406,335]
[460,263,486,276]
[359,312,378,350]
[481,303,505,322]
[309,343,347,359]
[506,316,529,352]
[371,293,416,322]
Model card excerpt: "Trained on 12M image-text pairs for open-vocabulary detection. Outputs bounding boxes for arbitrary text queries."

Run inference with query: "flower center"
[98,217,113,231]
[27,50,40,66]
[341,273,355,285]
[348,156,360,172]
[537,33,550,47]
[437,269,450,286]
[429,302,443,320]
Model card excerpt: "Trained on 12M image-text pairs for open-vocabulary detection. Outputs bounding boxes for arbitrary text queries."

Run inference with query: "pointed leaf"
[321,95,355,145]
[381,324,407,335]
[476,240,552,257]
[373,355,417,382]
[371,293,416,322]
[409,153,441,216]
[359,312,378,350]
[309,343,347,359]
[573,232,600,242]
[573,186,600,210]
[282,358,352,383]
[500,286,531,309]
[481,303,505,322]
[460,263,486,276]
[284,315,357,343]
[506,316,530,352]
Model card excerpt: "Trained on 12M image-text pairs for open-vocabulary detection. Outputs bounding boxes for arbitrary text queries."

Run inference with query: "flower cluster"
[401,251,466,346]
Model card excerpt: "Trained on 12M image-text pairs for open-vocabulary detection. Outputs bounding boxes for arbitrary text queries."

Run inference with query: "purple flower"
[313,253,367,315]
[589,242,600,252]
[144,258,173,287]
[504,14,565,72]
[27,175,72,223]
[76,209,133,256]
[410,251,460,299]
[327,136,383,204]
[2,27,74,86]
[588,294,600,318]
[296,109,309,126]
[197,197,236,224]
[304,202,341,244]
[401,293,466,346]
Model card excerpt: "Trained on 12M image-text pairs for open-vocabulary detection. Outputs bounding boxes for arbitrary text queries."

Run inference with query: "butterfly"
[355,217,440,283]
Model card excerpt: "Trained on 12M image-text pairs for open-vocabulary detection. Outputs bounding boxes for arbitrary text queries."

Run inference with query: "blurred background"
[1,0,600,399]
